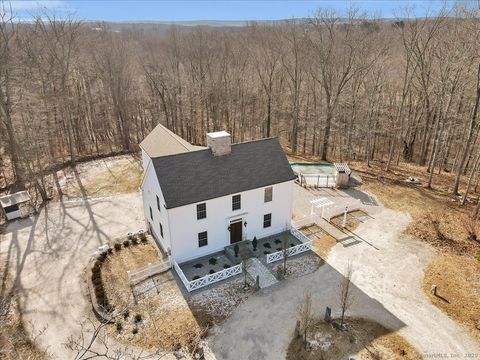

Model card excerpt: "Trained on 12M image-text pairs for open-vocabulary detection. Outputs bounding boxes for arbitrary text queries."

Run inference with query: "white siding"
[167,180,294,263]
[141,148,150,173]
[141,164,172,253]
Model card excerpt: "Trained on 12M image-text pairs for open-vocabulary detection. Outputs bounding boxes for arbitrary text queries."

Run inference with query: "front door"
[230,221,242,244]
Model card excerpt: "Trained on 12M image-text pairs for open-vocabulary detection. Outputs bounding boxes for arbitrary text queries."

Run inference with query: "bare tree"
[297,291,315,349]
[338,261,354,328]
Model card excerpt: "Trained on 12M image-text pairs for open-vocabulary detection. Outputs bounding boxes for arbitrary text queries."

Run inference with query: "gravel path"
[246,257,278,288]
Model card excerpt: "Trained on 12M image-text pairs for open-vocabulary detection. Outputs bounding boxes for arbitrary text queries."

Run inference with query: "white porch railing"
[266,228,313,264]
[173,260,242,292]
[127,259,171,284]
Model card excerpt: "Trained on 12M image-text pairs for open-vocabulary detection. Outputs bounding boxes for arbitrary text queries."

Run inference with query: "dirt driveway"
[0,193,145,359]
[211,185,480,359]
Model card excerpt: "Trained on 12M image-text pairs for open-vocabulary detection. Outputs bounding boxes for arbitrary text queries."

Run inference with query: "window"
[197,203,207,220]
[198,231,208,247]
[159,222,164,238]
[263,213,272,228]
[264,187,273,202]
[149,206,153,220]
[156,195,161,211]
[232,194,241,211]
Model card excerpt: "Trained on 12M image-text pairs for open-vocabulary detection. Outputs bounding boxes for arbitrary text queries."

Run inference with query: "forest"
[1,4,480,202]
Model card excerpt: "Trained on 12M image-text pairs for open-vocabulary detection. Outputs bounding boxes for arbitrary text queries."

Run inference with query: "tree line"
[1,4,480,202]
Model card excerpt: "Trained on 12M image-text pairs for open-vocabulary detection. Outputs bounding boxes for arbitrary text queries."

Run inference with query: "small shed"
[334,163,352,188]
[0,191,32,221]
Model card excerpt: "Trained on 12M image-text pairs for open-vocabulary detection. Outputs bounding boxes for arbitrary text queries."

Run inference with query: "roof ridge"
[161,125,193,152]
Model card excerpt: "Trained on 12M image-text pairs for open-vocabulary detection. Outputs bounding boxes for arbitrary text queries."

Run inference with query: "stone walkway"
[246,257,278,288]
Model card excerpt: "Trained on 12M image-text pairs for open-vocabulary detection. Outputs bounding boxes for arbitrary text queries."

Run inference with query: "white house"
[140,126,296,263]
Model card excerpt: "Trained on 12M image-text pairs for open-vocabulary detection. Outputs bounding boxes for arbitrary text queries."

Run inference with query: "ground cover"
[287,317,421,360]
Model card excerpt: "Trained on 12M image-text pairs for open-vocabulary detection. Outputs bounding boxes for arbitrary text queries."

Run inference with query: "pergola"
[0,191,32,221]
[309,197,334,217]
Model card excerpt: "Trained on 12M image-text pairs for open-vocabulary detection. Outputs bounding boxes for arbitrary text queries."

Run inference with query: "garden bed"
[267,252,322,280]
[89,236,203,353]
[330,210,369,232]
[179,252,236,281]
[251,231,302,258]
[287,317,421,360]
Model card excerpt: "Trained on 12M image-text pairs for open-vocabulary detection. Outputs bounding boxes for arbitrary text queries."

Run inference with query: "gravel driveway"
[211,185,480,359]
[0,193,145,359]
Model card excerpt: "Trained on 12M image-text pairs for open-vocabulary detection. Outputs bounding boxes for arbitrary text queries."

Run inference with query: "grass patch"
[423,253,480,342]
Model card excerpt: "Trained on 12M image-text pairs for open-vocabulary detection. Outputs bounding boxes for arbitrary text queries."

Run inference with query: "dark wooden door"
[230,221,242,244]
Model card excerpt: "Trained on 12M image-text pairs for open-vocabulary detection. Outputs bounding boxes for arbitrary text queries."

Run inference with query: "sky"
[8,0,456,22]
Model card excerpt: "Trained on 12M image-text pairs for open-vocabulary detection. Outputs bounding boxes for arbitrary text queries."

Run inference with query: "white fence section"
[127,259,171,284]
[266,228,313,264]
[173,260,242,292]
[299,174,335,188]
[321,200,362,222]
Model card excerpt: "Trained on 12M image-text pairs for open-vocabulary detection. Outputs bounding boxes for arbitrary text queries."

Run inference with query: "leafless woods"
[1,4,480,201]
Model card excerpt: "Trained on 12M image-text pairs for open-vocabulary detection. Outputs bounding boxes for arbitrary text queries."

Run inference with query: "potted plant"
[252,236,258,251]
[234,243,239,257]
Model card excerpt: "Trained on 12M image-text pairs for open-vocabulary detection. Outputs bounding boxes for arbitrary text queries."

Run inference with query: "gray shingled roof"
[152,138,295,209]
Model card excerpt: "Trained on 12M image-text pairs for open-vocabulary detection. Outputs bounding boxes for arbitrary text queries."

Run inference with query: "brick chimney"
[207,131,231,156]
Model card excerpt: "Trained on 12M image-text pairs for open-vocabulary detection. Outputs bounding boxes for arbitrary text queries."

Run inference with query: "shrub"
[134,313,142,323]
[123,309,130,319]
[234,244,239,257]
[92,276,102,287]
[107,247,113,255]
[98,252,107,262]
[264,250,271,255]
[116,320,123,332]
[209,269,215,274]
[223,264,231,269]
[92,265,101,275]
[123,239,130,247]
[114,242,122,251]
[131,237,139,245]
[276,247,282,252]
[263,243,271,249]
[192,276,200,280]
[252,237,258,251]
[132,327,138,335]
[274,239,281,244]
[290,243,295,247]
[209,258,217,265]
[193,263,203,268]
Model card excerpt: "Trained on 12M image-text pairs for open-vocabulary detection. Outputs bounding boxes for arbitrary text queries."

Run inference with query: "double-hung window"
[263,213,272,228]
[232,194,241,211]
[197,203,207,220]
[149,206,153,220]
[264,187,273,202]
[156,195,161,211]
[159,222,164,238]
[198,231,208,247]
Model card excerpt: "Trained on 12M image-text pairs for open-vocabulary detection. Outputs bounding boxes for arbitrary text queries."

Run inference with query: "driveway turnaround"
[1,193,145,359]
[211,185,480,359]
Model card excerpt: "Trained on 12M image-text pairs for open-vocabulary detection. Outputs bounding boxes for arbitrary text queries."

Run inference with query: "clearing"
[352,160,480,343]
